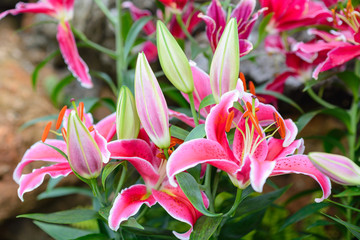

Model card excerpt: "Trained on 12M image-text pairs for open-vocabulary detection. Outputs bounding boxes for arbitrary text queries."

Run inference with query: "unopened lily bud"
[156,21,194,94]
[309,152,360,185]
[67,110,104,179]
[135,52,171,149]
[116,86,140,139]
[209,18,239,103]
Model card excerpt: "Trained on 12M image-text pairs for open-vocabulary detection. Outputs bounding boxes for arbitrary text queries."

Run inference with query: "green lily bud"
[156,20,194,94]
[116,86,140,139]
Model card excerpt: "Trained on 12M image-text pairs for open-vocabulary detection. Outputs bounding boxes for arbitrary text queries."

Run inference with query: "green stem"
[89,178,105,206]
[136,207,149,222]
[212,171,220,200]
[175,14,198,45]
[71,26,117,59]
[224,188,243,217]
[205,165,215,212]
[93,0,116,26]
[307,87,337,109]
[163,148,170,159]
[116,0,124,88]
[114,163,128,201]
[188,92,199,126]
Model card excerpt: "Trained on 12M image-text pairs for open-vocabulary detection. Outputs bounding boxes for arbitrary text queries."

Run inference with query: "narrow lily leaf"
[338,71,360,100]
[215,192,234,210]
[198,94,216,113]
[101,97,116,112]
[19,114,58,131]
[306,220,333,230]
[170,125,189,140]
[326,199,360,213]
[296,110,321,133]
[98,206,111,220]
[237,186,288,216]
[32,50,60,89]
[190,216,222,240]
[159,82,189,108]
[280,202,329,231]
[78,97,100,112]
[187,164,202,183]
[185,124,206,142]
[47,177,63,191]
[254,12,273,49]
[303,79,318,92]
[101,162,123,189]
[71,234,110,240]
[50,75,75,106]
[176,172,221,217]
[38,187,93,200]
[323,213,360,239]
[256,89,303,113]
[18,209,98,224]
[34,221,95,240]
[121,217,144,230]
[355,59,360,77]
[124,16,153,59]
[334,187,360,197]
[90,71,117,96]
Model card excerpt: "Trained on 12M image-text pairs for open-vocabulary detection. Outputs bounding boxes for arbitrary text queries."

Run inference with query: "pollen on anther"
[225,110,235,132]
[61,127,67,141]
[56,105,67,130]
[249,81,256,95]
[88,126,94,132]
[273,112,286,139]
[42,121,52,142]
[239,72,247,91]
[79,102,84,121]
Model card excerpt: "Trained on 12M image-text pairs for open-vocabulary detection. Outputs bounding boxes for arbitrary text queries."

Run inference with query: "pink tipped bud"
[309,152,360,185]
[67,110,104,179]
[135,53,171,149]
[209,18,239,103]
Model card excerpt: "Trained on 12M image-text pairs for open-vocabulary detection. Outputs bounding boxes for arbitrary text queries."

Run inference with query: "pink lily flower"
[107,135,208,240]
[199,0,264,55]
[0,0,93,88]
[259,0,332,34]
[123,1,201,62]
[167,90,331,202]
[159,0,188,11]
[14,104,116,201]
[294,3,360,79]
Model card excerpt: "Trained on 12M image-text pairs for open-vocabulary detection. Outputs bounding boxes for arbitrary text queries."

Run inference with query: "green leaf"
[19,209,98,224]
[296,110,321,133]
[256,89,303,113]
[79,97,100,112]
[50,75,75,106]
[337,71,360,100]
[121,217,144,230]
[34,221,95,240]
[190,216,222,240]
[187,164,202,183]
[322,213,360,239]
[98,206,111,220]
[325,199,360,213]
[71,234,110,240]
[101,97,116,112]
[306,220,333,230]
[32,50,60,89]
[90,71,117,96]
[19,114,58,131]
[215,192,234,210]
[334,187,360,197]
[303,79,318,92]
[170,125,189,140]
[254,13,273,49]
[101,162,123,189]
[38,187,93,200]
[198,94,215,113]
[124,16,152,59]
[176,172,221,217]
[185,124,206,142]
[280,202,329,230]
[237,186,288,216]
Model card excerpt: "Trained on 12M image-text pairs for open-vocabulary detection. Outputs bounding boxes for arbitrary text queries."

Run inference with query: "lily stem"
[89,178,105,206]
[188,92,199,126]
[114,163,128,201]
[224,188,243,217]
[116,0,124,88]
[93,0,116,26]
[175,14,198,45]
[205,165,215,212]
[307,87,337,109]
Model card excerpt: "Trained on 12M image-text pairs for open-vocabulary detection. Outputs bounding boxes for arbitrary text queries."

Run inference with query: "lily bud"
[116,86,140,139]
[67,110,104,179]
[309,152,360,185]
[135,52,171,149]
[209,18,239,103]
[156,21,194,94]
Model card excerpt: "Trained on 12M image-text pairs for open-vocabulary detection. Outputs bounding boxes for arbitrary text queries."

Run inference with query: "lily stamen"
[61,127,67,141]
[249,81,256,95]
[56,105,67,130]
[41,121,52,142]
[273,112,286,139]
[225,110,235,132]
[239,72,247,91]
[88,126,94,132]
[79,102,84,121]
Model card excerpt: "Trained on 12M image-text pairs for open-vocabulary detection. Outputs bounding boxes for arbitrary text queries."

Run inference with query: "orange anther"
[56,105,67,130]
[41,121,52,142]
[225,110,235,132]
[273,112,285,139]
[239,72,247,91]
[61,127,67,141]
[79,102,84,121]
[170,137,184,148]
[248,114,262,136]
[249,81,256,95]
[88,126,94,132]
